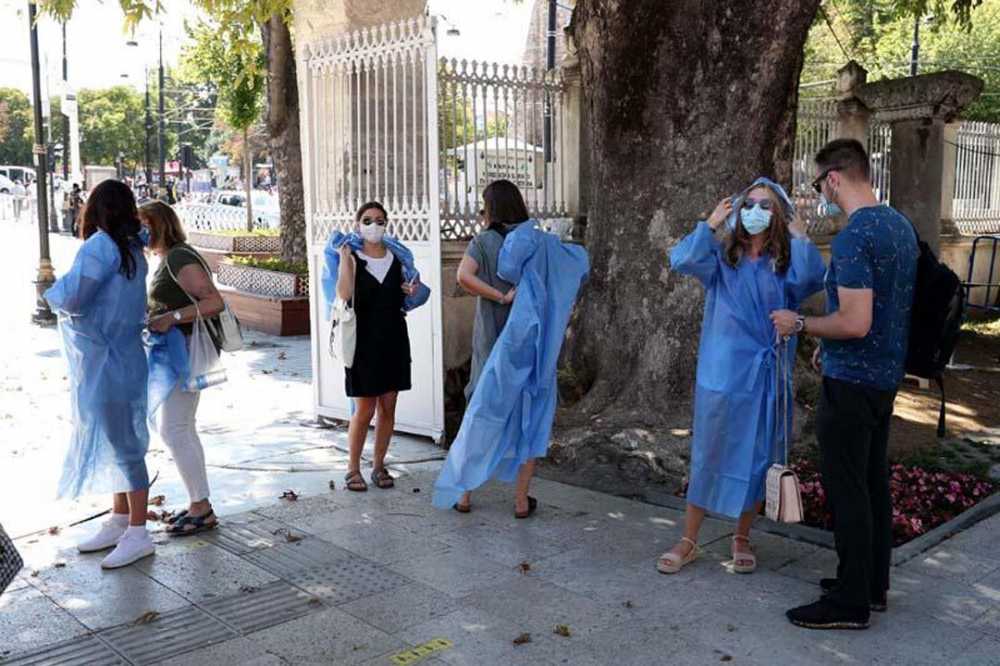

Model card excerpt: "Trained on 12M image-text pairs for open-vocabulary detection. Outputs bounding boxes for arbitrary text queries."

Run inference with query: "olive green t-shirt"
[148,243,207,336]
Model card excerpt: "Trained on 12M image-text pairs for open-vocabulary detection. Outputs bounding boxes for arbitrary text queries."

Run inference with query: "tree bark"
[551,0,821,493]
[263,11,307,264]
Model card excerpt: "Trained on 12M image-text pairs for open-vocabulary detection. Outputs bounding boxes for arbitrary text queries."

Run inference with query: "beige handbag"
[765,335,804,524]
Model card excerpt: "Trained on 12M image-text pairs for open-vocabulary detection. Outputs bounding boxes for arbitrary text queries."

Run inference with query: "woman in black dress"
[337,202,419,491]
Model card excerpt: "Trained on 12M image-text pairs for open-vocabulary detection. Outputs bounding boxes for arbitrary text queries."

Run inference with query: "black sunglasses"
[741,198,774,211]
[360,217,387,226]
[811,167,842,194]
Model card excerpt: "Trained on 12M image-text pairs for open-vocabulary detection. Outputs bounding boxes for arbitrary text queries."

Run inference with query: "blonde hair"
[138,201,187,250]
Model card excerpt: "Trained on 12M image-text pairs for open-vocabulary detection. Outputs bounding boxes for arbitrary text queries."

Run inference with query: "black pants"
[816,376,897,612]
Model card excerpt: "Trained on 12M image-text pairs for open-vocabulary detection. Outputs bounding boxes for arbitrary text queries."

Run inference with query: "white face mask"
[360,223,385,243]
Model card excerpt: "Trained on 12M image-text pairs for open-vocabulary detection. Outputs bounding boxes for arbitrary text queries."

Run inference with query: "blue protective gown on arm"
[146,328,190,423]
[321,231,431,318]
[44,231,150,499]
[433,221,589,509]
[669,179,826,518]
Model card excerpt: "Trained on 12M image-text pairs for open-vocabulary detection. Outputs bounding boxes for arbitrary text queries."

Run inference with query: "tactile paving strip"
[0,636,127,666]
[98,605,238,665]
[199,518,296,556]
[242,537,412,605]
[200,580,325,634]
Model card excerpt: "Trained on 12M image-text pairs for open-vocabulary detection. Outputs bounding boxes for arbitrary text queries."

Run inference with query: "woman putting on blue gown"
[658,177,825,575]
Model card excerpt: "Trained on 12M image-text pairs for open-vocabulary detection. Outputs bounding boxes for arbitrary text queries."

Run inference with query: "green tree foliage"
[77,86,147,167]
[0,88,34,166]
[804,0,1000,120]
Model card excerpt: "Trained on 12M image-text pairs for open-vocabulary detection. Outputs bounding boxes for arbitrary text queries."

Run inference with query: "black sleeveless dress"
[345,252,412,397]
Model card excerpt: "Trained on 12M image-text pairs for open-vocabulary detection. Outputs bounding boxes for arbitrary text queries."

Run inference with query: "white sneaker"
[101,527,155,569]
[77,516,128,553]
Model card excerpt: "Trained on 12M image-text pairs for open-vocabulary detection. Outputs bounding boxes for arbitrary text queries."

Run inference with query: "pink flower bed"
[792,458,997,546]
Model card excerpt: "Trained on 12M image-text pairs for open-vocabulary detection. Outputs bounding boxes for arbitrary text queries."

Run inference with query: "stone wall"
[293,0,427,48]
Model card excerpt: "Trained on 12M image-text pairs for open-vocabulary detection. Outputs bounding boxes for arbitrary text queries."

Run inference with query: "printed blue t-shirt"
[821,204,918,391]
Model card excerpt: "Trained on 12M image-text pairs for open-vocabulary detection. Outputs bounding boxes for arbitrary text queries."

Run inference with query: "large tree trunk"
[550,0,821,494]
[244,126,253,232]
[263,12,307,264]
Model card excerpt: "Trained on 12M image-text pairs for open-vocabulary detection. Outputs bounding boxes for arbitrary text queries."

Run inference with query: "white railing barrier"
[953,121,1000,235]
[174,202,280,232]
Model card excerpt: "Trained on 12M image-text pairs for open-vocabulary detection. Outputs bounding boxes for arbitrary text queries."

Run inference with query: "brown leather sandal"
[371,467,395,489]
[345,469,368,492]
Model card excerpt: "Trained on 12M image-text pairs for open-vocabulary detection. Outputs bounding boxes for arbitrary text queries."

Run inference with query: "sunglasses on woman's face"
[361,217,387,226]
[741,198,774,210]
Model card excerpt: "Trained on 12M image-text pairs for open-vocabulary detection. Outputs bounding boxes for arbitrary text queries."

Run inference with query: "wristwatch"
[794,315,807,334]
[172,310,183,322]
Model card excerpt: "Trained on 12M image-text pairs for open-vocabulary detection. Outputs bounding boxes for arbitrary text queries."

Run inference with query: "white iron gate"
[300,17,445,442]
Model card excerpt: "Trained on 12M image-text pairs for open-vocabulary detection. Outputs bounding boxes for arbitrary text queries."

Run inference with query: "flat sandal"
[731,534,757,574]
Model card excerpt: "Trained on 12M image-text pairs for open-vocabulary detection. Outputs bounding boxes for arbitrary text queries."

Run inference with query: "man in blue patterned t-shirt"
[772,139,917,630]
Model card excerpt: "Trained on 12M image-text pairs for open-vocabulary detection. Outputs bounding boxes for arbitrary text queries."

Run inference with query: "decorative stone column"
[835,61,870,150]
[855,71,983,254]
[560,29,590,218]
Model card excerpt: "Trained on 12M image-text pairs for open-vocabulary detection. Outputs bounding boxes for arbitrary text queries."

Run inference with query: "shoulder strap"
[164,247,208,316]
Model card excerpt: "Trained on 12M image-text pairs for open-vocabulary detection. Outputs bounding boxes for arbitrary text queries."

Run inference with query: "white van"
[0,166,36,184]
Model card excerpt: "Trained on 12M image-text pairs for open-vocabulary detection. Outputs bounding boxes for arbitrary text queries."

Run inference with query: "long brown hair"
[139,200,187,251]
[724,187,792,274]
[80,180,143,279]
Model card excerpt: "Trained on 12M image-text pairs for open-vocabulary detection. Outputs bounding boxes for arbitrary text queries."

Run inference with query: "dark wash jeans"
[816,376,898,612]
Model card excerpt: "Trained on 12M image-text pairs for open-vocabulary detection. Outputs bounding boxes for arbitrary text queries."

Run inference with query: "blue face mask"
[819,193,843,218]
[740,205,772,236]
[138,226,152,247]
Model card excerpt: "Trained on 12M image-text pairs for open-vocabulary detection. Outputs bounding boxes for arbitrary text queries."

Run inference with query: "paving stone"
[244,608,405,666]
[149,637,287,666]
[952,635,1000,666]
[99,605,238,665]
[0,587,90,656]
[889,568,998,628]
[339,582,463,634]
[29,560,190,632]
[545,616,718,666]
[252,496,342,524]
[775,545,841,585]
[943,514,1000,561]
[387,550,524,600]
[396,606,561,666]
[703,530,823,572]
[0,635,127,666]
[198,517,300,556]
[433,522,569,568]
[901,545,1000,586]
[970,606,1000,636]
[200,580,326,634]
[134,542,279,603]
[312,520,451,566]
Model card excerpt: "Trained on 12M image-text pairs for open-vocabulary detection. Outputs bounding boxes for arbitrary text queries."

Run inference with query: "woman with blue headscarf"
[658,178,825,576]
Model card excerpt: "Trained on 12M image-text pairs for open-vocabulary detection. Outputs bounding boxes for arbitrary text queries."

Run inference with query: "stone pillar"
[835,61,870,150]
[560,30,589,217]
[293,0,427,46]
[856,71,983,254]
[940,123,960,237]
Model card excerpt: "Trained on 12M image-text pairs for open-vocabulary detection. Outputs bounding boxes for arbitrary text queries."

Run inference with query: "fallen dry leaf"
[280,490,299,501]
[518,561,531,574]
[277,352,287,360]
[727,623,737,632]
[308,598,322,607]
[30,571,40,577]
[53,562,66,569]
[239,585,260,594]
[261,369,274,375]
[554,625,571,638]
[134,611,160,625]
[412,487,421,494]
[149,495,166,507]
[47,526,61,536]
[328,480,336,491]
[623,600,634,609]
[720,656,733,662]
[283,530,302,543]
[512,633,532,646]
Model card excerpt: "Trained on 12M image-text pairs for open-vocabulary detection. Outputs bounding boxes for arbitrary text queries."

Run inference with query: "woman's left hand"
[788,214,808,240]
[770,310,799,337]
[147,313,175,334]
[401,279,420,297]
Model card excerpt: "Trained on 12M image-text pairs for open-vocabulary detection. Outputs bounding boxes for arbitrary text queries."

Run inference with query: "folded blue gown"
[669,177,826,518]
[45,231,150,499]
[433,221,589,508]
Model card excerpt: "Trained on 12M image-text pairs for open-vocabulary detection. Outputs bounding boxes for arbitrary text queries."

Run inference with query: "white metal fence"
[174,202,280,231]
[438,58,567,240]
[301,16,445,442]
[793,98,839,234]
[953,121,1000,235]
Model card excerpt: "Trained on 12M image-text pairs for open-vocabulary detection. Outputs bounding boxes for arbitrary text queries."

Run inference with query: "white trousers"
[157,387,210,503]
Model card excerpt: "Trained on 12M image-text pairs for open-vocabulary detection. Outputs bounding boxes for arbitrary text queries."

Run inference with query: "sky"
[0,0,540,100]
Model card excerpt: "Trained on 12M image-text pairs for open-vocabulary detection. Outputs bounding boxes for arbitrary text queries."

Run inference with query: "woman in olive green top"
[140,201,225,535]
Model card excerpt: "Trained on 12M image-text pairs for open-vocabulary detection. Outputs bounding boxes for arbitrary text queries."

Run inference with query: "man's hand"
[770,310,799,337]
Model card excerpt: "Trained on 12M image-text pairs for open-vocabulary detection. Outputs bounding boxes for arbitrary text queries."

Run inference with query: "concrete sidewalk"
[3,466,1000,665]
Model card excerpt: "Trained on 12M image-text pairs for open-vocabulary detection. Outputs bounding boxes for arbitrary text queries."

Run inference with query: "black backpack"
[904,237,964,437]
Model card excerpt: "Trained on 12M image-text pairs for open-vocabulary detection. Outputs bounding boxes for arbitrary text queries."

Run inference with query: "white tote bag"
[183,305,228,392]
[167,247,244,353]
[329,298,357,368]
[765,335,804,524]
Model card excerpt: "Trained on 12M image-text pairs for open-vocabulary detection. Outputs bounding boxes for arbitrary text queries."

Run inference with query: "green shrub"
[227,256,308,274]
[193,228,281,238]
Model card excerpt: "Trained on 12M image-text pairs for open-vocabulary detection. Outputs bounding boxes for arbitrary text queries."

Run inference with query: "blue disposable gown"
[44,231,150,499]
[146,328,190,423]
[433,221,589,509]
[670,222,825,518]
[321,231,431,317]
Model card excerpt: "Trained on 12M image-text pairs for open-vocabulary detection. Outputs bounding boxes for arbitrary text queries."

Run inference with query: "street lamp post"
[158,26,166,191]
[28,2,57,326]
[62,21,69,182]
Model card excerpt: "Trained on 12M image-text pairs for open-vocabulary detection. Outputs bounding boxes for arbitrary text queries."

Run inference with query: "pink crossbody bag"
[765,335,804,524]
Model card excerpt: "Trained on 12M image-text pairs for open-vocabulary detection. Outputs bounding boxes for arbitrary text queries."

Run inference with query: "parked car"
[0,166,35,184]
[0,174,15,194]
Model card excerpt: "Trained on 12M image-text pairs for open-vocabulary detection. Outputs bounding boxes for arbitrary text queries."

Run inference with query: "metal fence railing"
[793,97,839,234]
[438,58,567,240]
[174,202,280,232]
[953,121,1000,235]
